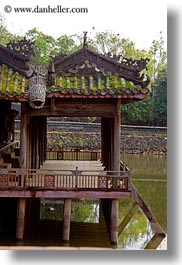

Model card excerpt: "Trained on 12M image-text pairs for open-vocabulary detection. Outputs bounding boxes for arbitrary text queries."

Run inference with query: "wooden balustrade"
[0,167,130,191]
[46,149,101,161]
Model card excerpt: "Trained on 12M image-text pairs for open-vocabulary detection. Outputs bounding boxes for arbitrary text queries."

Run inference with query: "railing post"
[75,166,78,188]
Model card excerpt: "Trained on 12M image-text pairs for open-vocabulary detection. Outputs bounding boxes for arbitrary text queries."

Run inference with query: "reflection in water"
[119,153,167,249]
[41,199,99,223]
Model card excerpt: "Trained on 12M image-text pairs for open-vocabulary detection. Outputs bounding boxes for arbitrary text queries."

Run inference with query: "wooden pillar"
[62,198,72,243]
[35,119,39,168]
[110,199,119,245]
[27,116,31,169]
[101,118,104,165]
[110,100,121,245]
[39,117,47,165]
[110,118,114,170]
[114,99,121,172]
[20,103,28,168]
[101,117,113,171]
[16,198,26,240]
[101,118,108,167]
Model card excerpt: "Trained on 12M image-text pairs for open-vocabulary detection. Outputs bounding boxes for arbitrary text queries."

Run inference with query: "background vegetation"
[0,14,167,126]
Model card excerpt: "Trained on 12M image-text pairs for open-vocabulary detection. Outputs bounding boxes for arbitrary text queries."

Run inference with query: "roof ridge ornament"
[6,37,34,58]
[83,31,88,48]
[106,52,150,71]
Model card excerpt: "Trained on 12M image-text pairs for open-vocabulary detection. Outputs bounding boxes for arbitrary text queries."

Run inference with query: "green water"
[118,153,167,249]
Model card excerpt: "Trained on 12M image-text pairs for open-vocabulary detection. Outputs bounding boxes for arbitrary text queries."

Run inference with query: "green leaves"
[25,28,78,66]
[0,14,15,45]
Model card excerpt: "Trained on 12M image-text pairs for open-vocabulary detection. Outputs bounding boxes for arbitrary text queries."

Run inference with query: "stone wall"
[47,129,167,155]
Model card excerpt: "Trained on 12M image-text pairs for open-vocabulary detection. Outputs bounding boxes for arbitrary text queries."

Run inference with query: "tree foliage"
[0,14,167,126]
[153,66,167,126]
[0,14,15,45]
[25,28,79,65]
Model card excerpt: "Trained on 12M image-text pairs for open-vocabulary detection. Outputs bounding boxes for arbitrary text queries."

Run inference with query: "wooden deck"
[40,160,105,172]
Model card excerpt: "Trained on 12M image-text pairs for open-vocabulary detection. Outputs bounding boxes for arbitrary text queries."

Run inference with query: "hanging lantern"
[28,74,47,109]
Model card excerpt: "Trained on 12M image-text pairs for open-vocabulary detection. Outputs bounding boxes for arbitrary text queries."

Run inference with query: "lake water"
[118,153,167,249]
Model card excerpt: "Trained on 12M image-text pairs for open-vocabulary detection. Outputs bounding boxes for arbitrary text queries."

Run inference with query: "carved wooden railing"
[0,167,130,191]
[46,148,101,161]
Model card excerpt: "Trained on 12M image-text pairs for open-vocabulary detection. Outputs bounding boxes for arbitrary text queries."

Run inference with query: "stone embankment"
[121,134,167,154]
[47,130,167,155]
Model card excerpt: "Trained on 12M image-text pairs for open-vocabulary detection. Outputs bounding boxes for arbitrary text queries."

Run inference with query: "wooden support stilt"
[16,198,26,240]
[110,199,119,245]
[130,182,166,249]
[144,233,166,249]
[118,202,139,236]
[62,198,72,243]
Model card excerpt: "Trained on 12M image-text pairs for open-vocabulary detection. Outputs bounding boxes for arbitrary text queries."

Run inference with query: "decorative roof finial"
[6,37,34,58]
[83,31,88,48]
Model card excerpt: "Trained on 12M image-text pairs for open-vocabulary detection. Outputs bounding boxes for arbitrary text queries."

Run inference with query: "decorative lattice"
[45,175,55,187]
[98,176,107,189]
[0,175,8,186]
[57,151,63,160]
[29,83,46,101]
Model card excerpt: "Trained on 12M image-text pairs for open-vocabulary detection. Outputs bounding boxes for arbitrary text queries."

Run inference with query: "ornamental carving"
[28,74,47,109]
[68,59,106,76]
[7,37,34,58]
[106,53,150,71]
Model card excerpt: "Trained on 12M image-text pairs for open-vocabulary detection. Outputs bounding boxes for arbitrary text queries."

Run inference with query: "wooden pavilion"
[0,34,165,249]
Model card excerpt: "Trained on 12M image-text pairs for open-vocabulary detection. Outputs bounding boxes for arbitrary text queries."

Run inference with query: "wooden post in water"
[16,198,26,240]
[110,199,119,245]
[62,198,72,243]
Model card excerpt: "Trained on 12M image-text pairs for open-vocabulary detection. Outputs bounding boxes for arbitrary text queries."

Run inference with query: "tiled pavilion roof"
[0,36,150,104]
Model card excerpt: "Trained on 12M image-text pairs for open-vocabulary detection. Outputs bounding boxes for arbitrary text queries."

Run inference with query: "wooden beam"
[0,190,131,199]
[131,183,165,235]
[26,99,119,118]
[62,198,72,243]
[144,233,166,249]
[118,202,139,236]
[130,182,166,249]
